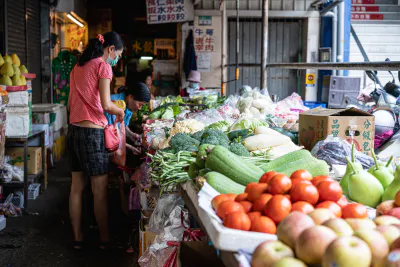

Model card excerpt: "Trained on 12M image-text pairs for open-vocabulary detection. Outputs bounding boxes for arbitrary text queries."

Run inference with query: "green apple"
[272,257,307,267]
[345,218,376,232]
[374,215,400,226]
[251,240,294,267]
[376,225,400,246]
[322,236,371,267]
[354,230,389,267]
[323,218,354,237]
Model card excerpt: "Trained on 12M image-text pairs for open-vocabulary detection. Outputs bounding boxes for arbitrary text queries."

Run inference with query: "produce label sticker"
[146,0,194,24]
[305,74,315,87]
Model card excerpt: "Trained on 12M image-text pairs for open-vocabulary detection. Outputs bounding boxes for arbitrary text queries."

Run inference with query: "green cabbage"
[230,117,268,133]
[206,120,230,132]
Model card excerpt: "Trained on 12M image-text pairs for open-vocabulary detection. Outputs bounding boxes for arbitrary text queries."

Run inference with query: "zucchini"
[205,172,245,194]
[261,153,329,177]
[188,162,201,179]
[261,150,313,172]
[199,168,212,176]
[205,146,264,185]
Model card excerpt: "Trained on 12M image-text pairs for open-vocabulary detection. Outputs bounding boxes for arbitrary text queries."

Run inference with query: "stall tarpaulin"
[146,0,194,24]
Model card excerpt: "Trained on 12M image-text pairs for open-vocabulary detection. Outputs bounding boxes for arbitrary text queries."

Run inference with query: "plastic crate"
[304,101,327,109]
[28,183,41,200]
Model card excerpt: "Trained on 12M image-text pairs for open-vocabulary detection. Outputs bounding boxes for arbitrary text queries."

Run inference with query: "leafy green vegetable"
[191,130,204,142]
[161,106,174,119]
[230,117,268,133]
[206,120,230,132]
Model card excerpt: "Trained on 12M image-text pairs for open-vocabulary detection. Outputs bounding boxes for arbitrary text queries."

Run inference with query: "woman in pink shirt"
[67,31,124,250]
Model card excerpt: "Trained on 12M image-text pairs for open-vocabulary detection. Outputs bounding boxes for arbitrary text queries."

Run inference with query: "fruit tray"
[22,73,36,79]
[5,85,28,92]
[182,181,277,253]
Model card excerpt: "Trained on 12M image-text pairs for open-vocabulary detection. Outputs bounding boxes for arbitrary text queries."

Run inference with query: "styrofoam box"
[4,107,29,137]
[0,215,6,232]
[7,91,29,107]
[31,124,51,147]
[181,182,277,253]
[32,104,67,132]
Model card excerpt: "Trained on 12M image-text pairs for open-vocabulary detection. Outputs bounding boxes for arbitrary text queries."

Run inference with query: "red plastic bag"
[110,121,126,167]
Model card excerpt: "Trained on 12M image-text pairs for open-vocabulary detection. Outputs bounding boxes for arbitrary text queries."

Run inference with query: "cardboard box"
[139,218,157,259]
[6,147,42,174]
[299,107,375,155]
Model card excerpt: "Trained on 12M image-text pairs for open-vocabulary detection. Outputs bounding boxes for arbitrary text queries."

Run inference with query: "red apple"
[389,208,400,220]
[377,200,396,216]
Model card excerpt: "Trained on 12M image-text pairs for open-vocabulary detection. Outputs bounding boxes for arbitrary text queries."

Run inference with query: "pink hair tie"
[97,34,105,44]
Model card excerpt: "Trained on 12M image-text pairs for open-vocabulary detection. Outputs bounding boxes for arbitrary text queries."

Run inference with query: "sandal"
[72,241,84,250]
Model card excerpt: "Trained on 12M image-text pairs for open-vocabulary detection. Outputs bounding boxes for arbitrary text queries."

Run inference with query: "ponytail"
[78,31,124,66]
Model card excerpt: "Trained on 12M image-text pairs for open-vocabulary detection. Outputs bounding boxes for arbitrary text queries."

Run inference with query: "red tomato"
[216,200,245,220]
[247,211,262,224]
[239,201,253,213]
[235,193,248,202]
[290,170,313,181]
[317,181,343,202]
[250,216,277,234]
[336,195,348,209]
[247,183,269,202]
[267,174,292,195]
[341,203,368,219]
[259,171,278,184]
[311,176,334,187]
[290,183,319,205]
[291,201,314,214]
[316,201,342,218]
[264,195,292,224]
[291,178,312,188]
[223,211,251,231]
[252,194,273,213]
[211,194,230,211]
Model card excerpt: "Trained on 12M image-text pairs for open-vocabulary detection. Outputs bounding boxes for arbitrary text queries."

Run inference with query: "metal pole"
[332,7,338,76]
[261,0,268,89]
[221,0,226,95]
[235,0,240,90]
[337,1,345,76]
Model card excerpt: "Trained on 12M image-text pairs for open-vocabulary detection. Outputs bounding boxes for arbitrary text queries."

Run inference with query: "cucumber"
[205,146,263,185]
[205,172,245,194]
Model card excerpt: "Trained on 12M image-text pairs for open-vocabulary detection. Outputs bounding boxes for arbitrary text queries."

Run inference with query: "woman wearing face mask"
[67,31,125,250]
[181,70,205,97]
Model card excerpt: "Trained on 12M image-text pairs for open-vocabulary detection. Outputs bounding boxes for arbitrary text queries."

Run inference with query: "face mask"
[106,50,119,67]
[189,82,199,90]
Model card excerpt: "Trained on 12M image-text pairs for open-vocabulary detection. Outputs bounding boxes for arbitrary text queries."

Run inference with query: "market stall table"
[179,182,243,267]
[1,130,46,210]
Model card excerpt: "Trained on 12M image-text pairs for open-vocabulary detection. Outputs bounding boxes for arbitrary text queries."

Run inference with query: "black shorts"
[67,125,109,176]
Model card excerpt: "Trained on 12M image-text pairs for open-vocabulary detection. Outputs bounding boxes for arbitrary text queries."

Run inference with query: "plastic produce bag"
[311,136,374,169]
[149,194,184,234]
[188,109,224,126]
[110,121,126,167]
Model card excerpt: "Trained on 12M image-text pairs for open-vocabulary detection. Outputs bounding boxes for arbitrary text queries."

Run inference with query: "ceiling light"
[67,14,84,28]
[140,56,153,60]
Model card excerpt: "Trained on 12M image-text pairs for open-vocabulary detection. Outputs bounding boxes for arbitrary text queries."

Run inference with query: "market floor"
[0,157,138,267]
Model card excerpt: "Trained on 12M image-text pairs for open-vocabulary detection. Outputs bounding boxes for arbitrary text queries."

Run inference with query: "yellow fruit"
[12,64,20,76]
[0,75,12,86]
[3,54,12,63]
[19,65,28,74]
[0,62,14,77]
[10,54,20,67]
[11,75,21,86]
[0,54,4,68]
[20,75,26,86]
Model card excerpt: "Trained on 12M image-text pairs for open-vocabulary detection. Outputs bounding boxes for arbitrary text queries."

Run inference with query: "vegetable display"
[147,151,195,194]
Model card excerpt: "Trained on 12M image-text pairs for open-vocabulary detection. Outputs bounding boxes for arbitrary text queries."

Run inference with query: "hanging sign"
[306,74,316,87]
[199,16,212,26]
[146,0,194,24]
[194,28,215,52]
[132,39,155,57]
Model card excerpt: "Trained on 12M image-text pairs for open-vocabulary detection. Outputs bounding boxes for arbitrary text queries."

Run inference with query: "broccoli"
[191,130,204,142]
[169,133,200,152]
[229,142,250,157]
[200,129,230,148]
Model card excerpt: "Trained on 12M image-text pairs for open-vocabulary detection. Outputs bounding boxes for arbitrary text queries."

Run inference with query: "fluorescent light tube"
[140,56,153,60]
[67,14,84,28]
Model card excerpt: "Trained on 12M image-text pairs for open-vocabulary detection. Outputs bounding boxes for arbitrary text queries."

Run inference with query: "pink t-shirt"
[69,57,113,127]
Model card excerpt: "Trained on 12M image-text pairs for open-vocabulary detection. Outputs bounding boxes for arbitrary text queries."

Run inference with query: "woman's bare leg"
[69,171,85,242]
[91,174,109,243]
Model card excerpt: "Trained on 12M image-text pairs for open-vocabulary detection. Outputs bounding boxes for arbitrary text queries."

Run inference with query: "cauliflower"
[169,119,205,136]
